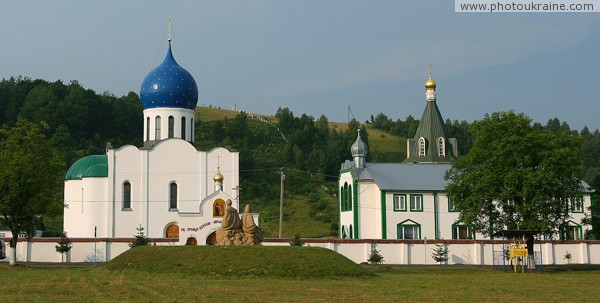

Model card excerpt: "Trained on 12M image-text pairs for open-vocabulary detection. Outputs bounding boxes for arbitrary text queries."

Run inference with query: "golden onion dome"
[425,73,436,89]
[214,168,224,183]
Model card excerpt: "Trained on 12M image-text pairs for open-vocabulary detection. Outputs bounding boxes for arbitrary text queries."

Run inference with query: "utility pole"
[279,167,285,238]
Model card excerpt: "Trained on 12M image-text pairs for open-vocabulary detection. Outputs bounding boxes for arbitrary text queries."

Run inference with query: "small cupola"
[351,129,367,169]
[214,167,224,192]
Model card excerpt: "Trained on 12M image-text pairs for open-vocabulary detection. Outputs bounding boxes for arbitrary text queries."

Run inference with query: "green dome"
[65,155,108,180]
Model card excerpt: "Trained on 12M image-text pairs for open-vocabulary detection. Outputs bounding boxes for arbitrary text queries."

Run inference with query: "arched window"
[122,181,131,210]
[418,137,426,157]
[169,182,178,210]
[181,117,186,140]
[348,184,352,210]
[155,116,161,140]
[349,225,353,239]
[166,224,179,239]
[438,137,445,157]
[340,186,345,211]
[146,117,150,141]
[213,199,225,217]
[190,118,194,142]
[168,116,174,138]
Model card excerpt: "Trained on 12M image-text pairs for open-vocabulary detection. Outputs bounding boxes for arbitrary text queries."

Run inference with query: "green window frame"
[410,194,423,212]
[570,197,583,213]
[452,224,475,240]
[341,182,352,212]
[393,194,407,212]
[397,219,421,240]
[561,221,583,240]
[448,196,458,212]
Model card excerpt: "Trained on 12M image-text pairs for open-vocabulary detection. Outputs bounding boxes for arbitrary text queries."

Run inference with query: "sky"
[2,1,599,130]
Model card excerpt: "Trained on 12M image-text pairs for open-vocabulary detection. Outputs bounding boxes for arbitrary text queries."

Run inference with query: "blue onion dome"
[140,43,198,110]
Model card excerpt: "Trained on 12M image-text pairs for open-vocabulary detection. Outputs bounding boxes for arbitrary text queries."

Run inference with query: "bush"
[290,233,304,246]
[129,225,150,248]
[368,249,384,264]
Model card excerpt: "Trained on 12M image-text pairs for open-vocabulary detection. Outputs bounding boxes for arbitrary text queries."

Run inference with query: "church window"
[146,117,150,141]
[418,137,426,157]
[155,116,161,140]
[165,224,179,239]
[349,225,353,239]
[410,195,423,211]
[181,117,186,140]
[570,197,583,213]
[341,225,347,239]
[348,184,352,211]
[190,118,194,142]
[448,196,458,212]
[393,194,406,211]
[452,224,475,240]
[122,181,131,210]
[397,220,420,240]
[168,116,174,138]
[438,137,445,156]
[169,182,178,211]
[560,221,582,240]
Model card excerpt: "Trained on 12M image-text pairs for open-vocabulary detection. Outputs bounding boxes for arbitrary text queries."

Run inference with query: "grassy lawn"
[1,264,599,302]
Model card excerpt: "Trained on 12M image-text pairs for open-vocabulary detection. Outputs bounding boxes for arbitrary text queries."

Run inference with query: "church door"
[166,224,179,239]
[206,231,217,245]
[186,237,197,245]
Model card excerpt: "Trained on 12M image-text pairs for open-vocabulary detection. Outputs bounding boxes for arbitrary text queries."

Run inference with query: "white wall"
[5,238,600,266]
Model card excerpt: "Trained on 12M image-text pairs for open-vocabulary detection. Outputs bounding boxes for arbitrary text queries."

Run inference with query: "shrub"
[368,249,384,264]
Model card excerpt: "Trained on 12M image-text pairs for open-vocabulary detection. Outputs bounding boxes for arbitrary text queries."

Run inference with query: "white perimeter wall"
[4,238,600,265]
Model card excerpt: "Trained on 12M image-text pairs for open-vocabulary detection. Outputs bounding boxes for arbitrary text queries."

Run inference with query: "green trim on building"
[397,219,421,240]
[448,196,459,212]
[392,194,407,212]
[451,223,476,240]
[560,220,583,240]
[353,181,359,239]
[381,191,387,239]
[339,168,353,176]
[409,194,424,212]
[434,192,439,239]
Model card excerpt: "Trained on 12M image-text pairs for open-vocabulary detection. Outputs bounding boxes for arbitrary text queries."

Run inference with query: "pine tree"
[129,225,150,248]
[431,243,449,265]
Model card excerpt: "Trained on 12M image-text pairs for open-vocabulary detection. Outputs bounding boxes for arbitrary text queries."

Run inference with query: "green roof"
[65,155,108,180]
[404,100,457,163]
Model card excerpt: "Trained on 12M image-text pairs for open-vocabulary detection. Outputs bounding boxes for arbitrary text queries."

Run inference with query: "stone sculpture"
[215,199,263,245]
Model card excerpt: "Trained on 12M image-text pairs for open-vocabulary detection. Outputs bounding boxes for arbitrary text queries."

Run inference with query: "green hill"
[106,245,373,278]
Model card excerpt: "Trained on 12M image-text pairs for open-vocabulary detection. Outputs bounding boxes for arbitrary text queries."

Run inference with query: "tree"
[0,118,64,265]
[55,232,72,263]
[289,233,304,246]
[129,225,150,248]
[431,243,449,265]
[367,248,384,265]
[445,111,583,238]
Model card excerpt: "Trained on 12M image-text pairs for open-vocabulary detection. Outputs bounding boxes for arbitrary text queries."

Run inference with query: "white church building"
[63,37,246,246]
[339,73,595,241]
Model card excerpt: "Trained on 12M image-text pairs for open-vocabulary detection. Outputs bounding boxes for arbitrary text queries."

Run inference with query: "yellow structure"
[509,241,529,273]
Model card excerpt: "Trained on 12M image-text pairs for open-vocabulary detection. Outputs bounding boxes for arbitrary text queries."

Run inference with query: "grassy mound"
[106,246,373,278]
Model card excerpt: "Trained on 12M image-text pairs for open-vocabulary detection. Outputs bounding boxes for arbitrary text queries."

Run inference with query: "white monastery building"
[63,36,245,245]
[339,73,595,241]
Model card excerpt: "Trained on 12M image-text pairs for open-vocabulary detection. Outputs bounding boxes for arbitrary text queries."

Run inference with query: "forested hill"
[1,77,599,237]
